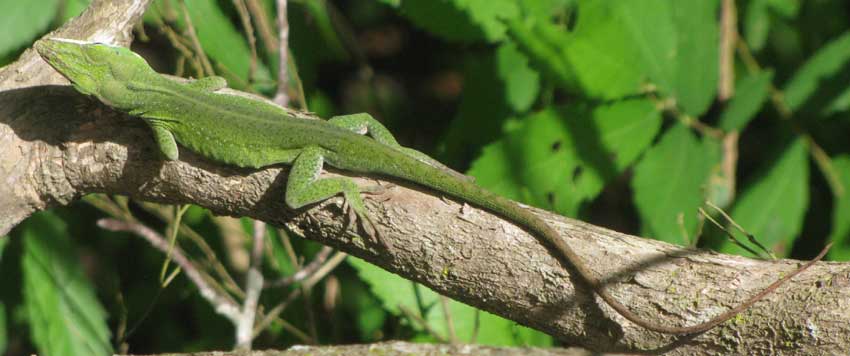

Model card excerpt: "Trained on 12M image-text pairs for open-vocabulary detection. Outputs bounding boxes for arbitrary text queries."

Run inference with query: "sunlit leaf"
[400,0,520,43]
[0,0,58,59]
[670,0,719,116]
[720,139,808,257]
[508,2,644,99]
[497,41,540,112]
[60,0,91,21]
[632,125,717,244]
[469,99,661,216]
[509,0,717,113]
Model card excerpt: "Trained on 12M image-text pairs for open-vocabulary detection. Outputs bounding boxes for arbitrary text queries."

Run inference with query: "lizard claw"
[341,195,390,249]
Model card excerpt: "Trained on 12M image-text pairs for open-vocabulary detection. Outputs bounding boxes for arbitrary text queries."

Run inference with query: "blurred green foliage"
[2,0,850,354]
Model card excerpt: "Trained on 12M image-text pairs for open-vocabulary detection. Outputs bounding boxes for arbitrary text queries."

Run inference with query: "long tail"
[387,155,830,334]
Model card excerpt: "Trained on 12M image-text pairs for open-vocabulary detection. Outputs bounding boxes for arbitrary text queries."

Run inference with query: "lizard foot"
[341,195,391,250]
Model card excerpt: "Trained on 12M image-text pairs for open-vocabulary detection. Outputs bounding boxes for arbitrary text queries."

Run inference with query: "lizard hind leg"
[286,146,386,247]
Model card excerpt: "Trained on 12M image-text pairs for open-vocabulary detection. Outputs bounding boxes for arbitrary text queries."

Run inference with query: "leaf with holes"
[469,99,661,216]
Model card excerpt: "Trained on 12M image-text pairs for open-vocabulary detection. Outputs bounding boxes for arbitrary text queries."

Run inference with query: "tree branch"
[119,341,595,356]
[1,0,848,354]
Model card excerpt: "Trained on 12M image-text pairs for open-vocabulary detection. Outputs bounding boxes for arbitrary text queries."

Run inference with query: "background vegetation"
[1,0,850,354]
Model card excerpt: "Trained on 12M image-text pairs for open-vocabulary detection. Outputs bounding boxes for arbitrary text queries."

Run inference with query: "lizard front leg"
[148,124,179,161]
[285,146,383,245]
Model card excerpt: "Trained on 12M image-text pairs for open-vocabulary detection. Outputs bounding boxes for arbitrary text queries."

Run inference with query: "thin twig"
[235,220,268,350]
[236,269,263,350]
[245,0,279,53]
[252,289,303,339]
[398,305,448,343]
[439,296,458,344]
[139,203,245,298]
[160,204,191,286]
[233,0,259,83]
[278,228,301,269]
[720,131,739,205]
[273,0,290,105]
[705,201,776,259]
[698,208,764,258]
[178,0,215,77]
[266,245,334,288]
[97,218,242,322]
[718,0,737,101]
[301,251,348,290]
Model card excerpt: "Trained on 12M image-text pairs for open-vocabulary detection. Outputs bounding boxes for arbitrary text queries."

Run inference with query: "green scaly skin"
[34,38,828,335]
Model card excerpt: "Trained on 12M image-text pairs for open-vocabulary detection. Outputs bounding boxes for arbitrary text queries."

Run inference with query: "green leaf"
[614,0,718,115]
[744,0,771,51]
[347,257,550,346]
[346,257,420,313]
[424,296,552,346]
[0,0,58,58]
[400,0,519,43]
[670,0,719,116]
[632,125,717,245]
[783,31,850,112]
[720,139,809,257]
[469,99,661,216]
[827,156,850,261]
[508,2,645,99]
[822,87,850,116]
[338,277,387,341]
[718,70,774,131]
[517,0,574,20]
[509,0,717,112]
[497,41,539,112]
[180,0,272,90]
[743,0,798,51]
[21,212,112,356]
[60,0,91,22]
[766,0,801,18]
[614,0,677,95]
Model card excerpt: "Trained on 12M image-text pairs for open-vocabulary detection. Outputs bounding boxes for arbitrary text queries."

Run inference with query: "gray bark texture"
[1,1,848,355]
[121,341,603,356]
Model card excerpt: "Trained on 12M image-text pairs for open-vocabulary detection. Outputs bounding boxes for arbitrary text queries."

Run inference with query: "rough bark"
[1,0,848,355]
[122,341,601,356]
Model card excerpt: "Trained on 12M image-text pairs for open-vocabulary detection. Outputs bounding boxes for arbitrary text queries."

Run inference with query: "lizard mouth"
[34,38,100,96]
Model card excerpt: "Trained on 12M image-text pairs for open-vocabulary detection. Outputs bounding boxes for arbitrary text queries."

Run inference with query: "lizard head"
[35,38,150,109]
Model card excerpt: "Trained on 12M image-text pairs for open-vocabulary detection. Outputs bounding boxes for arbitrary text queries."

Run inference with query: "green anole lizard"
[34,38,829,335]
